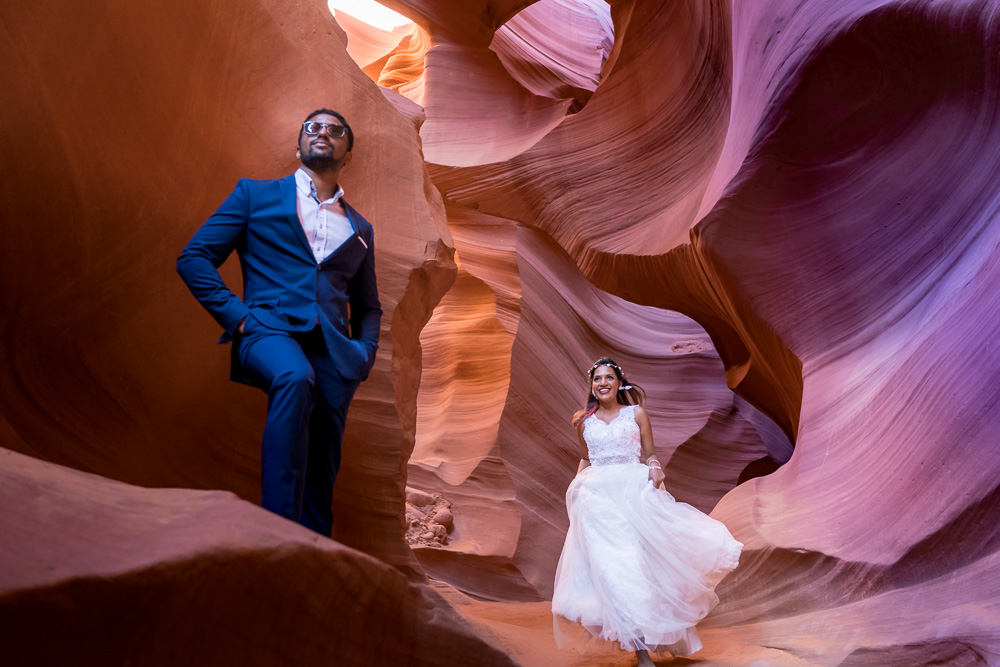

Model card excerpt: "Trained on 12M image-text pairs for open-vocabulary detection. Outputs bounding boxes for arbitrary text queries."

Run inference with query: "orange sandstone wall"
[0,0,450,571]
[4,0,1000,664]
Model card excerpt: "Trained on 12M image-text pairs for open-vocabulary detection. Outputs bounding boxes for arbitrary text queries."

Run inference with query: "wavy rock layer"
[400,0,1000,662]
[409,197,780,601]
[4,0,1000,664]
[489,0,614,104]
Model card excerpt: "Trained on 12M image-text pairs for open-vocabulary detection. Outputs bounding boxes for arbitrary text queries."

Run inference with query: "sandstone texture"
[3,0,1000,665]
[0,447,512,665]
[0,0,451,575]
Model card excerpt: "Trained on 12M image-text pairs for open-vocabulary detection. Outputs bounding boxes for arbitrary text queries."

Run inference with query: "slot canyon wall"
[2,0,1000,664]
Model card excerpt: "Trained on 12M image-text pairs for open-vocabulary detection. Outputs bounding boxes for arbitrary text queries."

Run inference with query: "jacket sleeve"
[347,223,382,349]
[176,179,252,336]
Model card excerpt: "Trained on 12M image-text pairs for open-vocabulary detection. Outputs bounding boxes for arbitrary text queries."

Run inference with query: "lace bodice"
[583,405,641,466]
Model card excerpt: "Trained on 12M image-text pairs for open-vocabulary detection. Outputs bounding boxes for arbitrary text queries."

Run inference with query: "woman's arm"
[635,406,665,489]
[576,422,591,474]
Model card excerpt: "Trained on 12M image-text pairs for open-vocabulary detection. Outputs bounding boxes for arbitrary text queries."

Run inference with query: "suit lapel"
[278,175,316,262]
[342,200,360,237]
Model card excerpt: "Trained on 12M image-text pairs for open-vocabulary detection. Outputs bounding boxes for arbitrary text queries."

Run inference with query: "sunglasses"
[302,121,347,138]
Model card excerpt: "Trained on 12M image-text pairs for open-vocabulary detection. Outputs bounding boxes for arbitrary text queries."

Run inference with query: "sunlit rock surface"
[4,0,1000,664]
[342,0,613,165]
[489,0,614,105]
[333,8,410,72]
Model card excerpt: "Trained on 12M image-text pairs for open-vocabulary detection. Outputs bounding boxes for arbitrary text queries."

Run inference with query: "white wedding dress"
[551,405,742,655]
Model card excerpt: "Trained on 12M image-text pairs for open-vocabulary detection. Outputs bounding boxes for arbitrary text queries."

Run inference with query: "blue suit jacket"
[177,174,382,382]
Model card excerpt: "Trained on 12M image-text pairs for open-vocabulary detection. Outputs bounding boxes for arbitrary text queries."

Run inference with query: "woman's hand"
[648,466,665,490]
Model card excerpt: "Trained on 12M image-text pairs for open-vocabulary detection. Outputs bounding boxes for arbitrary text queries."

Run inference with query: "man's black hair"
[300,108,354,151]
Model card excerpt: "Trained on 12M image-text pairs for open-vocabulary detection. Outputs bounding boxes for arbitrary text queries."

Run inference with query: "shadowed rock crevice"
[841,641,988,667]
[871,480,1000,593]
[712,476,1000,623]
[664,402,789,514]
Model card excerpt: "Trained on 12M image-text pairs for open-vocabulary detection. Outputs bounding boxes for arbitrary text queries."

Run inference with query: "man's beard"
[301,147,343,171]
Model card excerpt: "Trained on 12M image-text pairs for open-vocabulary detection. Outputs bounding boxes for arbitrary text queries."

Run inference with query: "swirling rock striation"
[404,0,1000,662]
[4,0,1000,664]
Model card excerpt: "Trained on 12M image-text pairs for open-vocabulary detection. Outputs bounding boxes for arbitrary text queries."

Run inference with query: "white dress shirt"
[294,168,354,263]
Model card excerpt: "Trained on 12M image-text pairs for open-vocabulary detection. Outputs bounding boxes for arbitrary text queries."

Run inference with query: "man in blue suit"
[177,109,381,536]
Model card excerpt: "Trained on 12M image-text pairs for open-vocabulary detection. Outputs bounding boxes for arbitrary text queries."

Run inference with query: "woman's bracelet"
[647,459,661,470]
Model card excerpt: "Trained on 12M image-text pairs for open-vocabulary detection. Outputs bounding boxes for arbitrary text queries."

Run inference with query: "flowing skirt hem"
[553,612,703,656]
[551,463,742,658]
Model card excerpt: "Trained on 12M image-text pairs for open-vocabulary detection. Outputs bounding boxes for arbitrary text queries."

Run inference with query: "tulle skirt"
[552,463,742,655]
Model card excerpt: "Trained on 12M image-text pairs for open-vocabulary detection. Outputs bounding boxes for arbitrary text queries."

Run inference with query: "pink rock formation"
[400,0,1000,661]
[489,0,614,105]
[344,0,614,165]
[4,0,1000,663]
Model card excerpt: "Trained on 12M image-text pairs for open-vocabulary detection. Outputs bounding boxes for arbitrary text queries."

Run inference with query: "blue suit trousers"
[236,314,359,536]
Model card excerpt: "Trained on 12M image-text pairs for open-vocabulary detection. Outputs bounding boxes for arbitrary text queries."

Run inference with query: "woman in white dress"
[552,358,743,666]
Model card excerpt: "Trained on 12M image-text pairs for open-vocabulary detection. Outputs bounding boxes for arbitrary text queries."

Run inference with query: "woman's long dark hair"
[572,357,646,426]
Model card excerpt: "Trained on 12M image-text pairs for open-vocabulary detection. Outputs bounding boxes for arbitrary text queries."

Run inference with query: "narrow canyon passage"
[2,0,1000,664]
